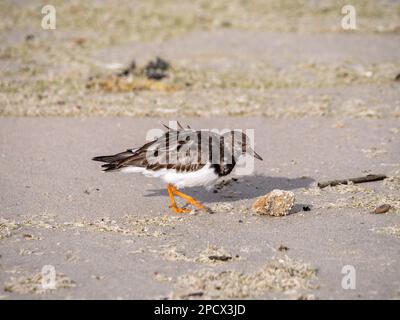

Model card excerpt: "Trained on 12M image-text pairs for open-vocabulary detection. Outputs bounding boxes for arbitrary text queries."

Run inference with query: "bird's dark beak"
[246,146,263,161]
[253,150,263,161]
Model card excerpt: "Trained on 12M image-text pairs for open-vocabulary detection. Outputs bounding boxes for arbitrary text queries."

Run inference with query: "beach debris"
[73,37,86,46]
[372,204,391,214]
[144,57,170,80]
[0,218,20,240]
[178,292,204,299]
[210,202,234,213]
[199,245,234,263]
[87,57,177,92]
[153,272,173,282]
[278,245,289,252]
[326,193,400,213]
[152,244,238,265]
[117,57,170,80]
[19,248,44,256]
[25,34,35,41]
[208,255,232,262]
[17,213,176,238]
[384,175,400,191]
[327,182,374,194]
[252,189,295,216]
[171,256,317,299]
[83,187,100,195]
[22,233,42,241]
[4,272,75,295]
[128,248,145,255]
[317,174,387,188]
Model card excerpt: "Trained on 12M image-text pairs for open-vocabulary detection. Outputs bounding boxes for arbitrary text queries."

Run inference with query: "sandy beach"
[0,0,399,299]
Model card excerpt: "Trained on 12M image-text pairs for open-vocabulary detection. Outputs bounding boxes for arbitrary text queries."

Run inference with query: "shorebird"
[92,122,262,213]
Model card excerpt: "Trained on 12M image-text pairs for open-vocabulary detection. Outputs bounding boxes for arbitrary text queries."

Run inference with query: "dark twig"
[317,174,387,188]
[208,255,232,262]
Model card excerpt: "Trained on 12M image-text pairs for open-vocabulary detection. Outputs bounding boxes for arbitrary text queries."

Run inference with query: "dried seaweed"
[171,256,317,299]
[4,272,75,295]
[0,218,20,240]
[1,214,179,241]
[150,244,239,265]
[326,194,400,213]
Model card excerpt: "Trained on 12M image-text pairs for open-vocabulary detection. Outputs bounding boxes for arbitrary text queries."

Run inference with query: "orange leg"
[167,184,190,213]
[168,184,208,213]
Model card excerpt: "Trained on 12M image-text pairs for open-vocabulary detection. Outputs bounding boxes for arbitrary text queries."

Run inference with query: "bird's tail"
[92,150,135,163]
[92,150,138,172]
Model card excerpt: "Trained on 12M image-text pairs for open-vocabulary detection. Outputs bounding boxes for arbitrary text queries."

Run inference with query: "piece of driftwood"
[317,174,387,188]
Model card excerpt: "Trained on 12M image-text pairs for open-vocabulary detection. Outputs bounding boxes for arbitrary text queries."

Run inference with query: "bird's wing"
[144,129,207,172]
[93,127,232,172]
[96,129,210,172]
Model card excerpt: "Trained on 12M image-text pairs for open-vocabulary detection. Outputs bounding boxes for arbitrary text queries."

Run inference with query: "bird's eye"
[154,149,159,157]
[185,136,190,141]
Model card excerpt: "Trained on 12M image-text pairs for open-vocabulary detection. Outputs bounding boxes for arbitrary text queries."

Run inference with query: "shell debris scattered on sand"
[4,272,75,295]
[170,256,317,299]
[253,189,295,216]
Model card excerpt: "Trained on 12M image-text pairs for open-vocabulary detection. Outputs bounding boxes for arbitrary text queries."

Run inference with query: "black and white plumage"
[92,123,262,213]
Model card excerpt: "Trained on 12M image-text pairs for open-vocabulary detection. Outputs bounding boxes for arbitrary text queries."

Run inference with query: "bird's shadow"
[144,174,315,203]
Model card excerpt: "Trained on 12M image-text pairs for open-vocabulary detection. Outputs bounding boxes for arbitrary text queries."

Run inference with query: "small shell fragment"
[373,204,391,214]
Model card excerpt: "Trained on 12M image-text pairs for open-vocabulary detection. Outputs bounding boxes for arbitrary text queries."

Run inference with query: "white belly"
[121,163,219,189]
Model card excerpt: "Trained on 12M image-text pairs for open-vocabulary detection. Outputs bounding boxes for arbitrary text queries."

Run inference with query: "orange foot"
[167,184,210,214]
[169,205,191,214]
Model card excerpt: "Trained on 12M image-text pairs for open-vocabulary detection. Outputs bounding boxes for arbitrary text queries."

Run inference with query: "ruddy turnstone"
[93,122,262,213]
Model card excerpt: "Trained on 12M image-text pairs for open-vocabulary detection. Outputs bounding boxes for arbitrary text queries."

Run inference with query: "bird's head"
[222,130,263,161]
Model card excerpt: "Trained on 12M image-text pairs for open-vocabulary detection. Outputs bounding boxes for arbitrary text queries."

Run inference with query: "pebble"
[252,189,295,216]
[373,204,391,214]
